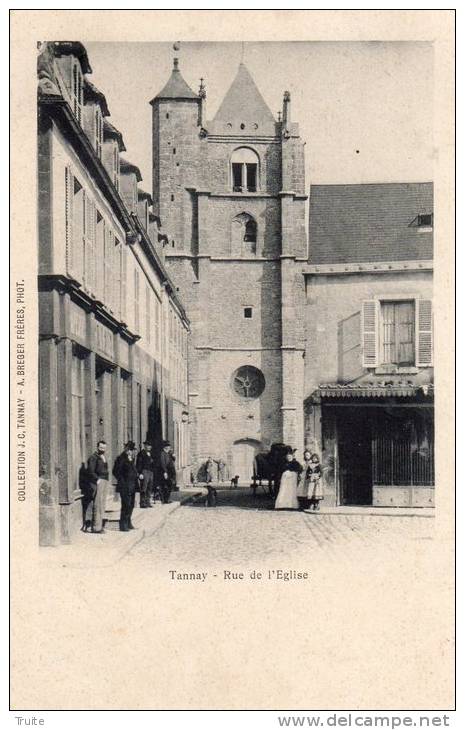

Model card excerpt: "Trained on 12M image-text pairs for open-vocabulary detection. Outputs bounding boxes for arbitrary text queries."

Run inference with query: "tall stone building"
[151,59,308,481]
[37,42,190,544]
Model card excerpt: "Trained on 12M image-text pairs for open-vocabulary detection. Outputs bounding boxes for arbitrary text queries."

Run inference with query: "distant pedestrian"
[136,440,154,508]
[158,440,176,504]
[114,441,138,531]
[218,459,228,483]
[307,453,323,511]
[205,456,216,484]
[85,440,110,533]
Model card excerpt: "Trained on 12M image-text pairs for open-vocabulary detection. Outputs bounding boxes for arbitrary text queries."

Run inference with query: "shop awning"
[317,381,434,399]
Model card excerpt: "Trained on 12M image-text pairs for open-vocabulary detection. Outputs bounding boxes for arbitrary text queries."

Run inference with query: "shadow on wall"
[337,310,362,383]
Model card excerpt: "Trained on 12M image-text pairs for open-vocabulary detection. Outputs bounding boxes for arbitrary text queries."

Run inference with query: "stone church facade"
[151,60,308,482]
[151,55,434,507]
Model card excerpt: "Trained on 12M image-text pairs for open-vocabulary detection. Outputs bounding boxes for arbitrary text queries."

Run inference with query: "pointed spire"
[211,63,276,135]
[150,55,198,103]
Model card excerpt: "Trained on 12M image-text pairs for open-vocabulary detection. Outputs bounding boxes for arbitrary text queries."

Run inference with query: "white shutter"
[72,179,84,284]
[416,299,433,366]
[103,223,111,307]
[90,200,96,295]
[120,245,127,322]
[65,166,76,279]
[361,300,379,367]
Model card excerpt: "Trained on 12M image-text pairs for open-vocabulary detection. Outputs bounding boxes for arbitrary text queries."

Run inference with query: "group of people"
[274,448,323,512]
[82,438,177,534]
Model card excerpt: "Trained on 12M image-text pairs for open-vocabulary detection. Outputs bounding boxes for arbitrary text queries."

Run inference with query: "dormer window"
[231,147,259,193]
[95,108,103,159]
[72,61,83,124]
[418,214,433,227]
[410,213,433,230]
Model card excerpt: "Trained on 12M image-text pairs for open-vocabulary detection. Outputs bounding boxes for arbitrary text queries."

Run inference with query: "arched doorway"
[231,438,263,485]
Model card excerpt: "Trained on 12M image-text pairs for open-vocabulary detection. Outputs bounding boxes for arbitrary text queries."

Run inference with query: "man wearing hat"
[158,440,176,504]
[113,441,138,531]
[136,440,154,508]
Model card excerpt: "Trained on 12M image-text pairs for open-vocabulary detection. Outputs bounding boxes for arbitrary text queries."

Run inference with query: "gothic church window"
[231,147,259,192]
[231,212,257,256]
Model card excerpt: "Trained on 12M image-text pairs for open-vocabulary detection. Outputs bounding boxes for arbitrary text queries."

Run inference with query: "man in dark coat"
[158,440,176,504]
[136,440,154,508]
[113,441,138,531]
[85,440,110,533]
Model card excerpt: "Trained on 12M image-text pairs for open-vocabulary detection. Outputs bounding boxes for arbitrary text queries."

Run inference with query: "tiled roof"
[308,182,433,264]
[138,188,153,205]
[210,63,276,135]
[51,41,92,74]
[150,60,198,102]
[120,158,142,182]
[84,79,110,116]
[103,119,126,151]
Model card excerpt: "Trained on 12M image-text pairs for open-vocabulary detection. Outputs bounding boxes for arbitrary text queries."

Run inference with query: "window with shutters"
[104,226,113,310]
[71,350,86,490]
[72,62,83,124]
[95,211,105,300]
[362,298,433,369]
[114,238,121,320]
[134,269,140,333]
[83,193,96,296]
[146,285,151,344]
[120,244,127,322]
[72,176,85,284]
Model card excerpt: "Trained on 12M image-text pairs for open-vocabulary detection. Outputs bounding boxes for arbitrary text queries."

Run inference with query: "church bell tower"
[151,48,308,480]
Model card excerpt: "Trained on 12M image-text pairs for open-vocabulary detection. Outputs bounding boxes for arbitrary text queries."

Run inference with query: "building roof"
[308,182,433,264]
[150,59,198,103]
[83,79,110,116]
[210,63,276,135]
[120,158,142,182]
[103,119,126,151]
[138,188,153,205]
[51,41,92,74]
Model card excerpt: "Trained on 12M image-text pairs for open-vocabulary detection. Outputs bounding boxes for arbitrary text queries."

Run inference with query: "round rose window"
[232,366,265,399]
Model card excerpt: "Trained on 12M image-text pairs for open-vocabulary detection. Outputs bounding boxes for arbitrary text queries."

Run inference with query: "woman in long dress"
[297,450,312,510]
[275,449,302,510]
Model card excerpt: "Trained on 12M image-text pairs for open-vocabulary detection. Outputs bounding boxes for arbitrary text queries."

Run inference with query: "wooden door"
[231,440,261,485]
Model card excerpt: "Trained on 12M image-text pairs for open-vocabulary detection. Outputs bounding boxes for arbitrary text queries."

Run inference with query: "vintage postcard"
[10,10,455,714]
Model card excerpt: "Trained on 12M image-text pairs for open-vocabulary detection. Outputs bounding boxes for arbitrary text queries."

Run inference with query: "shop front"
[307,380,434,509]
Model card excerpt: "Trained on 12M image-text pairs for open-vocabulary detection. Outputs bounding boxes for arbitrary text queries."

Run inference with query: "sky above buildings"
[86,41,433,193]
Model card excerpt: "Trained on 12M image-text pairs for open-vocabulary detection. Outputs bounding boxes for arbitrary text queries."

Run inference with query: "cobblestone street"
[126,487,435,571]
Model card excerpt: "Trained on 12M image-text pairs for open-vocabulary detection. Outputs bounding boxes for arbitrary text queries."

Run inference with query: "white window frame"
[361,294,433,370]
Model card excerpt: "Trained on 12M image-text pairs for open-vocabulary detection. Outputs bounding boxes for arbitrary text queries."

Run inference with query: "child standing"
[307,453,323,511]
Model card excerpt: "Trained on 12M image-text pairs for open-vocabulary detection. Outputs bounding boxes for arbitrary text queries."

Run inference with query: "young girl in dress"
[307,453,323,511]
[297,450,312,510]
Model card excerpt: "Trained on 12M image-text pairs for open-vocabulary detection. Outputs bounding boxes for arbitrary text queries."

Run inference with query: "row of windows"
[65,166,125,320]
[169,308,188,403]
[65,165,185,365]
